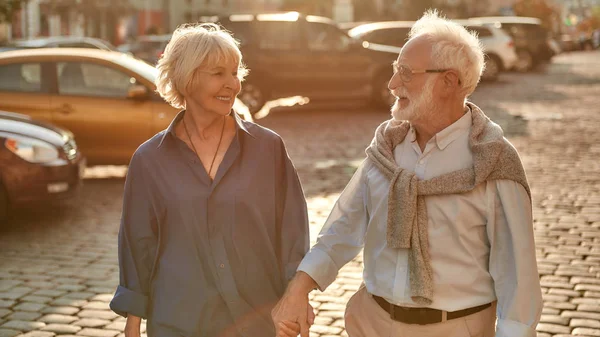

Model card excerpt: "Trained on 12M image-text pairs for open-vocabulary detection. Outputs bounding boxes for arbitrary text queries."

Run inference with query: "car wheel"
[372,72,395,109]
[238,82,267,115]
[482,54,501,81]
[0,181,9,224]
[514,49,533,72]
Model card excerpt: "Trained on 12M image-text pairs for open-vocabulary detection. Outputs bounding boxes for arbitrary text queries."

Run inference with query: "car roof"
[214,11,330,23]
[0,47,125,61]
[136,34,172,42]
[468,16,542,25]
[348,21,415,36]
[12,36,107,46]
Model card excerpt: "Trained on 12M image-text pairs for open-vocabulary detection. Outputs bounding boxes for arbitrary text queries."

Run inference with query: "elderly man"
[272,11,543,337]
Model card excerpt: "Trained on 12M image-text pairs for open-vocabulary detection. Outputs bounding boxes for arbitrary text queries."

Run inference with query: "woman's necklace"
[183,115,226,179]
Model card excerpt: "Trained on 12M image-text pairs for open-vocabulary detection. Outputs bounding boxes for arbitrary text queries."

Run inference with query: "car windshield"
[111,54,158,83]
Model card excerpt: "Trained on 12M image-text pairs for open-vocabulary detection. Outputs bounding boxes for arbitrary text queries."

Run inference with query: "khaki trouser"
[344,286,497,337]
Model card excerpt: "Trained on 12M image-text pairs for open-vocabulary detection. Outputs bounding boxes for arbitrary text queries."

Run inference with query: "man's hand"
[124,315,141,337]
[272,272,318,337]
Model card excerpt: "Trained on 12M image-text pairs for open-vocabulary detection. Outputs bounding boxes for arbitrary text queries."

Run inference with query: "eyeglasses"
[392,62,459,84]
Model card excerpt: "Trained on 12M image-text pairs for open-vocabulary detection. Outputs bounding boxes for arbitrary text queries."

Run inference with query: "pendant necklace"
[183,114,226,179]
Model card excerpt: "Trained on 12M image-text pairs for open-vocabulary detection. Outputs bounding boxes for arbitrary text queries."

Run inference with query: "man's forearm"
[286,271,318,296]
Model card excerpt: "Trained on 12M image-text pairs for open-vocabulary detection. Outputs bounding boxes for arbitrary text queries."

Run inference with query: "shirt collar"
[407,105,472,149]
[157,109,254,148]
[434,105,472,150]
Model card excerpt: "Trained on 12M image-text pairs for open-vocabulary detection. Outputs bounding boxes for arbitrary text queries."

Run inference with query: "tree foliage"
[0,0,24,23]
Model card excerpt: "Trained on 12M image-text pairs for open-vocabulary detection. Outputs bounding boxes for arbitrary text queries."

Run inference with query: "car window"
[360,28,409,46]
[305,22,352,51]
[467,26,493,38]
[255,21,302,50]
[57,62,136,98]
[0,63,43,92]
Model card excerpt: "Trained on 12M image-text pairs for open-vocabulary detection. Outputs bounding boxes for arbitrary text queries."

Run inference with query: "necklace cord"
[183,115,226,179]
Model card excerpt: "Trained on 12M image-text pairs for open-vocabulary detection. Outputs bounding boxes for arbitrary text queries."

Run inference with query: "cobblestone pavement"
[0,50,599,337]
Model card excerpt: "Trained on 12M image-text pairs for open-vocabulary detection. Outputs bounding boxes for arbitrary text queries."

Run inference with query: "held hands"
[272,272,319,337]
[272,295,315,337]
[124,315,142,337]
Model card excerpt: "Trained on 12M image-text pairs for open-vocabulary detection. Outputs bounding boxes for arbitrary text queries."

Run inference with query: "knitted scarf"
[365,102,530,305]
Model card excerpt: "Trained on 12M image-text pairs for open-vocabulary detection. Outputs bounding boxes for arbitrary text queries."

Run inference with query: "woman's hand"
[124,315,142,337]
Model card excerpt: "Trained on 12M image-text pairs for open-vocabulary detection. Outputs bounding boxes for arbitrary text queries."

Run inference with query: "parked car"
[0,48,179,165]
[467,16,558,71]
[117,34,172,65]
[0,48,248,165]
[347,20,518,81]
[0,110,85,223]
[4,36,117,51]
[207,12,399,113]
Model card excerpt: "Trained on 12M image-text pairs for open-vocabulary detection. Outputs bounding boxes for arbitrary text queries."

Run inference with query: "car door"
[50,60,154,165]
[251,20,312,98]
[0,61,54,123]
[304,21,373,99]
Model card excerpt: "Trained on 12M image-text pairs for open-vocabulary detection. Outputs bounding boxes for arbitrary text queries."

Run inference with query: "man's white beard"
[391,78,437,122]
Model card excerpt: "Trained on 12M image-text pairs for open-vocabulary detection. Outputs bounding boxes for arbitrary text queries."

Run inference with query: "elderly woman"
[109,23,310,337]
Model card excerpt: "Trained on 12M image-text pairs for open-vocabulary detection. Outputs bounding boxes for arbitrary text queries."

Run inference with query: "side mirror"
[127,84,149,100]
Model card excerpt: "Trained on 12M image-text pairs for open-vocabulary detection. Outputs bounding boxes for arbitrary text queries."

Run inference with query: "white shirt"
[298,110,543,337]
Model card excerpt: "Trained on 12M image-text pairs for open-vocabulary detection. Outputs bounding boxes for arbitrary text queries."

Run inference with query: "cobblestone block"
[41,324,83,334]
[38,314,78,324]
[5,312,40,321]
[570,319,600,329]
[72,319,111,328]
[48,299,87,308]
[576,284,600,292]
[0,302,14,309]
[76,311,118,321]
[0,320,46,332]
[572,327,600,336]
[12,303,44,313]
[89,295,112,303]
[30,291,65,299]
[536,323,572,334]
[40,307,79,316]
[540,314,570,325]
[19,297,51,305]
[0,329,20,337]
[562,311,600,320]
[75,328,119,337]
[64,293,95,301]
[15,331,56,337]
[0,282,23,292]
[310,325,343,335]
[81,303,109,311]
[55,285,85,292]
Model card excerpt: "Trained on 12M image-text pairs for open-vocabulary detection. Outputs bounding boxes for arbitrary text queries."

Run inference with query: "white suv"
[348,20,518,81]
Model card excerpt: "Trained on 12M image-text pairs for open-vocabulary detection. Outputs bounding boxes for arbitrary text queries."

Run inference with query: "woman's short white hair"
[156,23,248,109]
[409,10,485,97]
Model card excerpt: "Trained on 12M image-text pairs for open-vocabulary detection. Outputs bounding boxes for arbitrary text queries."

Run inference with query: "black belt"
[372,295,492,325]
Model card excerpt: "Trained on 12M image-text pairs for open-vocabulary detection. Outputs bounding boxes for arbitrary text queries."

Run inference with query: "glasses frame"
[392,62,461,85]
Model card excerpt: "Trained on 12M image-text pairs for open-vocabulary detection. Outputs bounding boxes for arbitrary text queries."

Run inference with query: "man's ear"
[443,70,461,89]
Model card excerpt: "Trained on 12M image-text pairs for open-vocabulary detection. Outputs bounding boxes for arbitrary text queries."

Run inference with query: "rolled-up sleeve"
[110,152,159,318]
[298,160,369,291]
[488,180,542,337]
[275,137,309,284]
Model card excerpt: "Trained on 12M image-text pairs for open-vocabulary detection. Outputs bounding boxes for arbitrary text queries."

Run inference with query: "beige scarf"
[365,102,531,305]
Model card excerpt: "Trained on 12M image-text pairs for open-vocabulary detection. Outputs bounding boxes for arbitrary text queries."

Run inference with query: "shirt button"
[219,263,225,269]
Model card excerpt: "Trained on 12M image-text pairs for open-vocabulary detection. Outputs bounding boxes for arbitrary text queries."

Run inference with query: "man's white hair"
[409,10,485,97]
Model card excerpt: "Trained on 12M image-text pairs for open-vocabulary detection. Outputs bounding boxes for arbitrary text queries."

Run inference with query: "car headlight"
[5,135,61,163]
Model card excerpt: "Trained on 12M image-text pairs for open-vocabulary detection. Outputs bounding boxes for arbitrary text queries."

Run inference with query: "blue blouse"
[110,111,309,337]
